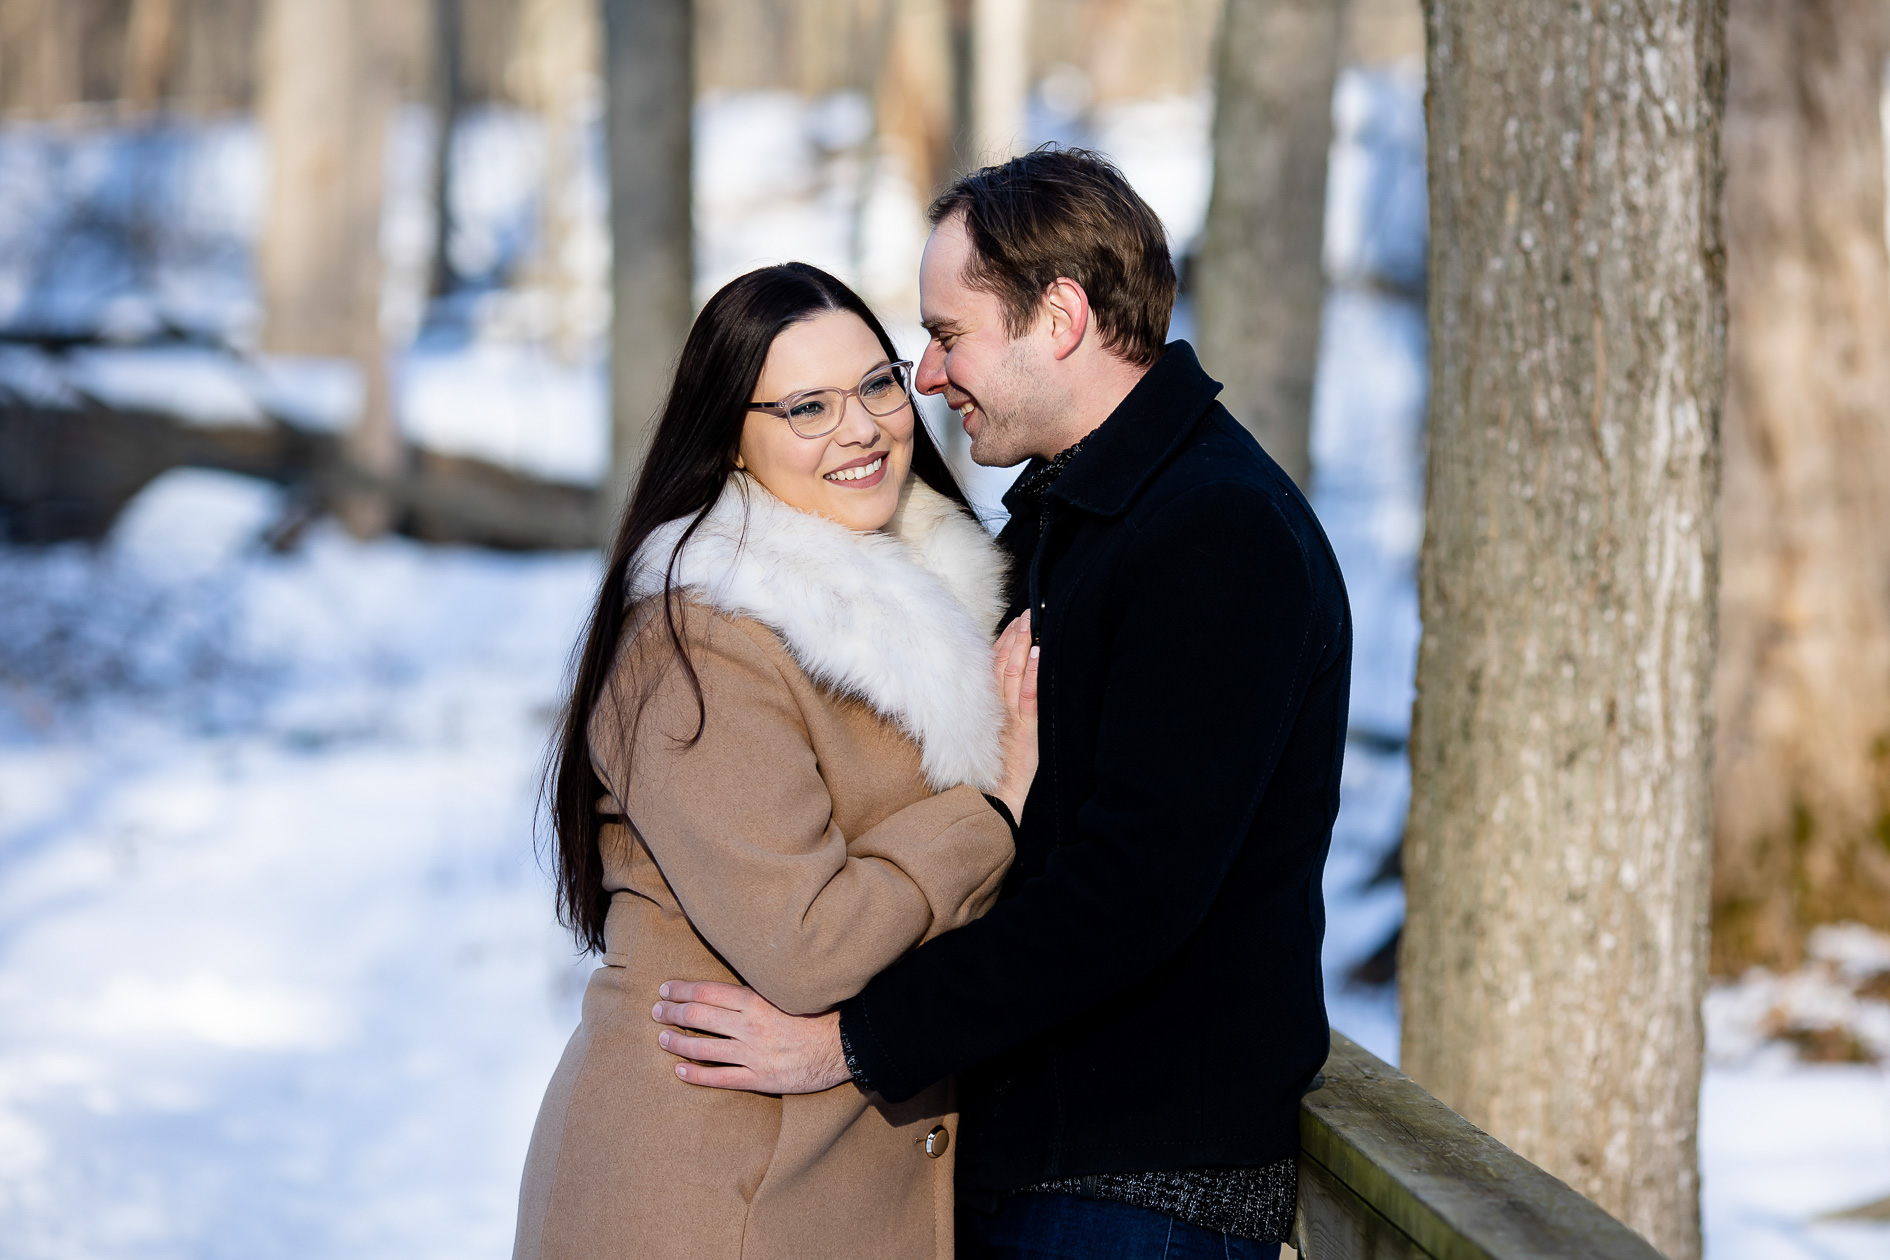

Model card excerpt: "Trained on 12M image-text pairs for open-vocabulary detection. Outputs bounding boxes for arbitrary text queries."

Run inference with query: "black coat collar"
[1000,340,1224,521]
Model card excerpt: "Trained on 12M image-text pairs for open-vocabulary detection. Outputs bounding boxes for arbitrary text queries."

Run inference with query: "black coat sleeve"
[839,480,1336,1102]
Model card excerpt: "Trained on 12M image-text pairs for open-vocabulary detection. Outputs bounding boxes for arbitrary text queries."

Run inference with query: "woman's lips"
[824,454,887,487]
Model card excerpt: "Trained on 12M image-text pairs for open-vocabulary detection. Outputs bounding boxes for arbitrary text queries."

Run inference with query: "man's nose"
[915,342,947,396]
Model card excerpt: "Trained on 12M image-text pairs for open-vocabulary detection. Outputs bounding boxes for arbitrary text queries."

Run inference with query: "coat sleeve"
[592,606,1014,1016]
[837,480,1346,1100]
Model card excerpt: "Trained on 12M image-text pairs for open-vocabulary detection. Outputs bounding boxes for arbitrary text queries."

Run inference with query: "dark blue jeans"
[960,1193,1285,1259]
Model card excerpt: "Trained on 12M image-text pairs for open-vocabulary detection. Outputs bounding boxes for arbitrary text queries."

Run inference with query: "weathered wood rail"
[1293,1032,1666,1260]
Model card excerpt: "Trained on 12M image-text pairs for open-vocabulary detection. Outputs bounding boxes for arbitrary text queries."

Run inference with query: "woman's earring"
[734,454,747,471]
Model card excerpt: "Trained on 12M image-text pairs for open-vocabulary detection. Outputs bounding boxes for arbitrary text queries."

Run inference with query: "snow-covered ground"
[2,65,1887,1260]
[0,470,598,1258]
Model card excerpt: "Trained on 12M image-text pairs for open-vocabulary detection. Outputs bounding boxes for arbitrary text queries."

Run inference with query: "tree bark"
[600,0,693,533]
[512,0,602,361]
[256,0,409,536]
[122,0,179,112]
[1400,4,1725,1258]
[1192,0,1342,490]
[971,0,1029,163]
[1712,0,1890,972]
[873,0,955,200]
[428,0,464,300]
[171,0,262,111]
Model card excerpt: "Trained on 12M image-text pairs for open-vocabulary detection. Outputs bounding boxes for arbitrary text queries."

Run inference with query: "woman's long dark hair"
[545,262,972,953]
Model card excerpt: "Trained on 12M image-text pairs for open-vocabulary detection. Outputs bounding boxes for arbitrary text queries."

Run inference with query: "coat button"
[923,1125,949,1158]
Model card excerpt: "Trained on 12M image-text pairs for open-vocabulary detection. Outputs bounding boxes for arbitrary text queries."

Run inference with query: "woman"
[513,263,1038,1260]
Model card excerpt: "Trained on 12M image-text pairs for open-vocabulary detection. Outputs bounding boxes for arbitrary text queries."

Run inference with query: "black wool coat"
[838,341,1351,1189]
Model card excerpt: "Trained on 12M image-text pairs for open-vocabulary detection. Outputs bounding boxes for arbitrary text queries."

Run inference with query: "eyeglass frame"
[746,360,916,439]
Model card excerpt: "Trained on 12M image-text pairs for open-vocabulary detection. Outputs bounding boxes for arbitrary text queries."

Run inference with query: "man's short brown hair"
[929,147,1176,367]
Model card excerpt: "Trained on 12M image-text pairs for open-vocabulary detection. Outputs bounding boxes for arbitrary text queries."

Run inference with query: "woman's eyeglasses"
[747,361,915,439]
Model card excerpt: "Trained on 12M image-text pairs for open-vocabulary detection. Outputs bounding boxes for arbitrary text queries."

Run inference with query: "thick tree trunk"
[122,0,179,111]
[874,0,955,200]
[600,0,693,533]
[971,0,1029,163]
[1712,0,1890,972]
[1400,4,1725,1258]
[171,0,262,111]
[1341,0,1421,66]
[0,0,261,116]
[513,0,602,361]
[1192,0,1342,490]
[256,0,409,536]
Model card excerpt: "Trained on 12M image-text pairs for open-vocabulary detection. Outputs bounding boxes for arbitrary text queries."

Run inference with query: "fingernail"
[652,1003,663,1020]
[676,1065,688,1078]
[659,983,670,998]
[1030,646,1040,660]
[659,1031,671,1048]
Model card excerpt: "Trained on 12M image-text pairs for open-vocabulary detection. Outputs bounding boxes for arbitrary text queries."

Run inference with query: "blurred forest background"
[0,1,1888,1257]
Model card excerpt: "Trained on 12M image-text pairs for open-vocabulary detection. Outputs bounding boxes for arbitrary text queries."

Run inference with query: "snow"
[1702,1064,1890,1260]
[65,346,267,428]
[249,355,363,435]
[1090,93,1216,254]
[1,60,1885,1260]
[0,116,262,344]
[397,339,608,486]
[0,473,598,1257]
[108,468,287,581]
[1303,65,1430,1069]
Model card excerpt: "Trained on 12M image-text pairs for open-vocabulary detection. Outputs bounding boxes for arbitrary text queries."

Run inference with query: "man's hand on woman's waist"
[652,980,851,1094]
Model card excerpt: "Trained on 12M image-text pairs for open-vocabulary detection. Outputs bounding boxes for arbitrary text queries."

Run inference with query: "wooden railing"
[1293,1032,1666,1260]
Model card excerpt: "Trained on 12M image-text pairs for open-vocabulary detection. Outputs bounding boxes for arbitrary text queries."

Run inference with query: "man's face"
[916,213,1063,468]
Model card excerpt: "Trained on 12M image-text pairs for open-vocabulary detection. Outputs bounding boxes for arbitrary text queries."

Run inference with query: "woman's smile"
[823,453,888,486]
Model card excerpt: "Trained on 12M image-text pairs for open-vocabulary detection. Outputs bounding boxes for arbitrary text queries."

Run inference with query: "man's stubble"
[967,336,1072,469]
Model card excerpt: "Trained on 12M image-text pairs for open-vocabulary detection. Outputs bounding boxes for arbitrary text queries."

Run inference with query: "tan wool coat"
[513,478,1016,1260]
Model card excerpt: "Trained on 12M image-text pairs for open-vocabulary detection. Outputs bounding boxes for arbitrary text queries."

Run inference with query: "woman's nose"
[836,393,882,445]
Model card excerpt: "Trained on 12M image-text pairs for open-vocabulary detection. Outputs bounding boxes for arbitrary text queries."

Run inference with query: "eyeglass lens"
[783,363,911,436]
[857,363,911,416]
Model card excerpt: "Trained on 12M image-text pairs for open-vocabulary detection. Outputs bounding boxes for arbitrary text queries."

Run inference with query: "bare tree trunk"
[1192,0,1342,490]
[428,0,464,300]
[600,0,693,533]
[1081,0,1224,104]
[1340,0,1421,65]
[9,0,86,112]
[1712,0,1890,972]
[874,0,955,200]
[256,0,407,536]
[169,0,262,112]
[1400,4,1725,1257]
[513,0,602,361]
[122,0,179,112]
[948,0,975,174]
[971,0,1029,163]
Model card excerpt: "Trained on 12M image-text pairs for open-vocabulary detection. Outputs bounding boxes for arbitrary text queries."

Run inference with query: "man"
[651,148,1350,1257]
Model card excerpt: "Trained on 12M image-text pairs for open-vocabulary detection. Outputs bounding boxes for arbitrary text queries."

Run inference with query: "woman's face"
[738,310,916,532]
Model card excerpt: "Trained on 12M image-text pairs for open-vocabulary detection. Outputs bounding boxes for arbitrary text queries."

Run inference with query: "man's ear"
[1041,278,1091,362]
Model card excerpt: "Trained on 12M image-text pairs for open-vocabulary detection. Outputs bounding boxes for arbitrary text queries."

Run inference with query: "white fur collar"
[629,475,1008,792]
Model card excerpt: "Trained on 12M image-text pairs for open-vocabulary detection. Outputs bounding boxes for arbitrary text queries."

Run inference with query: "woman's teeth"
[825,456,884,483]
